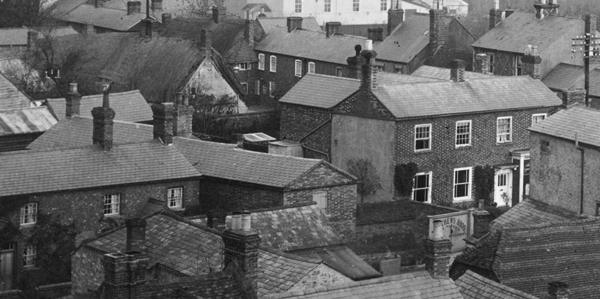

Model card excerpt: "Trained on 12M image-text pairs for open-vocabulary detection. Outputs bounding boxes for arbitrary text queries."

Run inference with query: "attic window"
[236,63,250,70]
[308,62,315,74]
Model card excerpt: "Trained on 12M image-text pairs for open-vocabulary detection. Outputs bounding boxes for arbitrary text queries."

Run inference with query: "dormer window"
[46,69,60,78]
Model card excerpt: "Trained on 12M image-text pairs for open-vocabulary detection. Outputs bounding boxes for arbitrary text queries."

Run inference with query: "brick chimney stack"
[360,40,378,90]
[101,251,149,299]
[367,28,384,42]
[474,53,489,74]
[173,92,194,137]
[347,44,364,80]
[450,59,466,82]
[65,83,81,118]
[287,17,303,33]
[212,6,226,24]
[429,8,446,56]
[223,211,260,294]
[561,88,586,108]
[387,0,404,36]
[151,102,174,145]
[161,13,171,25]
[244,11,256,46]
[548,282,569,299]
[522,45,542,79]
[27,31,37,49]
[325,22,341,38]
[126,218,146,252]
[424,220,452,279]
[92,84,116,151]
[207,209,227,231]
[127,1,141,15]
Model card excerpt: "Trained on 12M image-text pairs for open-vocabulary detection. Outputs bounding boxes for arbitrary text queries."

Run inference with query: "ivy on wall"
[394,163,419,197]
[346,158,382,203]
[474,165,495,206]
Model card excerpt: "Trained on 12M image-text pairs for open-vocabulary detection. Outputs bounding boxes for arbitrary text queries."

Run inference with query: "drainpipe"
[576,133,585,215]
[299,111,333,161]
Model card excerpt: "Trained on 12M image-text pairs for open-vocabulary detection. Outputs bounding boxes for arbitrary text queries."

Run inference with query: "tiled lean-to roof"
[456,270,539,299]
[0,140,201,197]
[529,105,600,148]
[0,107,57,136]
[489,198,583,233]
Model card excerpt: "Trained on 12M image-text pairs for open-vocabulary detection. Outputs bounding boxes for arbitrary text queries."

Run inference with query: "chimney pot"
[231,211,242,230]
[365,39,373,51]
[242,211,251,231]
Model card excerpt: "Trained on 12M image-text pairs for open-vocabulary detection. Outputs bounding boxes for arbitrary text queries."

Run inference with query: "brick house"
[0,88,203,291]
[542,63,600,109]
[281,46,561,205]
[473,1,593,78]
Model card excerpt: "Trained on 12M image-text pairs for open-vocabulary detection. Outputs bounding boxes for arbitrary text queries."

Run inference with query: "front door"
[494,169,513,207]
[0,243,15,291]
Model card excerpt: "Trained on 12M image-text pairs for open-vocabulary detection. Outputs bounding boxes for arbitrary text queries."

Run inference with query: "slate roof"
[472,12,582,53]
[412,65,492,81]
[0,107,57,136]
[257,17,322,33]
[85,212,223,275]
[174,137,323,188]
[0,73,31,109]
[0,140,201,197]
[372,76,561,118]
[264,272,463,299]
[0,27,78,46]
[279,73,438,109]
[160,17,258,63]
[26,116,153,150]
[376,14,441,63]
[542,63,600,97]
[258,247,324,297]
[56,4,146,31]
[46,90,153,122]
[291,244,381,280]
[456,270,539,299]
[255,27,367,65]
[226,205,343,252]
[489,198,583,233]
[452,232,500,274]
[529,105,600,148]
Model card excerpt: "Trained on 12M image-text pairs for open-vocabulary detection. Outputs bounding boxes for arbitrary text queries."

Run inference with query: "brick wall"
[473,48,519,76]
[394,107,552,204]
[195,110,280,139]
[280,104,330,142]
[199,178,284,213]
[71,246,104,294]
[34,282,71,299]
[288,263,352,292]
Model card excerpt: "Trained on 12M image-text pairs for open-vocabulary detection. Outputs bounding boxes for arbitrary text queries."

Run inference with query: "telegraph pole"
[571,15,599,107]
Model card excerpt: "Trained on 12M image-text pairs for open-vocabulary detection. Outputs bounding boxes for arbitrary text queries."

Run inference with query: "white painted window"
[414,124,431,151]
[381,0,387,11]
[353,0,360,11]
[313,191,328,211]
[308,62,316,74]
[324,0,331,12]
[295,0,302,13]
[255,80,260,95]
[23,245,36,267]
[270,55,277,72]
[236,62,250,70]
[497,117,512,143]
[269,81,276,97]
[412,172,431,203]
[258,53,265,70]
[103,194,120,216]
[295,60,302,77]
[515,56,523,76]
[455,120,471,147]
[453,167,472,201]
[20,203,37,225]
[168,187,183,209]
[488,53,494,73]
[532,113,547,125]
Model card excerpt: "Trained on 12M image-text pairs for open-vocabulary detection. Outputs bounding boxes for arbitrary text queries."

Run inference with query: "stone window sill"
[19,223,36,230]
[103,214,123,219]
[169,207,186,212]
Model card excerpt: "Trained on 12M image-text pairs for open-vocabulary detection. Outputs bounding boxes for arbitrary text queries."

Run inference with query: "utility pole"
[571,15,599,107]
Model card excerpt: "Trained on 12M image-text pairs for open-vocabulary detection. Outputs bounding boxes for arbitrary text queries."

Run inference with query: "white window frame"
[324,0,331,12]
[453,167,472,201]
[515,56,523,76]
[103,194,121,216]
[270,55,277,72]
[336,67,342,77]
[295,0,302,13]
[312,190,328,211]
[412,172,432,203]
[20,203,37,226]
[353,0,360,11]
[167,187,183,209]
[380,0,387,11]
[414,124,431,151]
[269,81,276,97]
[308,62,316,74]
[23,245,36,267]
[295,60,302,77]
[531,113,547,125]
[488,53,494,73]
[258,54,265,70]
[236,62,250,70]
[455,120,471,147]
[255,80,260,95]
[496,116,512,143]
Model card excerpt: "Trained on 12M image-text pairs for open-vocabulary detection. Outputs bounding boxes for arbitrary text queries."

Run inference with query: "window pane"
[414,189,427,202]
[455,184,468,197]
[456,169,468,183]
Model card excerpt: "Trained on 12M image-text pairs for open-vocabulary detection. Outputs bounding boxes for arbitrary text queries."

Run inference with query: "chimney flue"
[231,211,242,230]
[360,40,378,90]
[151,102,174,145]
[424,220,452,279]
[173,92,194,137]
[242,211,251,231]
[92,84,115,151]
[387,4,405,36]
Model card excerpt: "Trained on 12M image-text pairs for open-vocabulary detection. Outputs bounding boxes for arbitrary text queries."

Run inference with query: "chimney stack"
[65,83,81,118]
[424,220,452,279]
[387,0,404,36]
[27,31,38,49]
[561,88,586,108]
[367,28,384,42]
[548,282,569,299]
[522,45,542,79]
[91,84,116,151]
[151,0,162,11]
[325,22,342,38]
[360,40,378,90]
[101,251,149,299]
[173,92,194,137]
[151,102,174,145]
[534,0,560,20]
[287,17,303,33]
[244,12,256,46]
[450,59,466,82]
[126,218,146,252]
[489,0,504,30]
[207,209,227,231]
[161,13,171,25]
[200,29,213,49]
[85,23,94,35]
[347,44,364,80]
[429,8,446,56]
[223,211,260,294]
[212,6,226,24]
[474,53,488,74]
[127,1,141,15]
